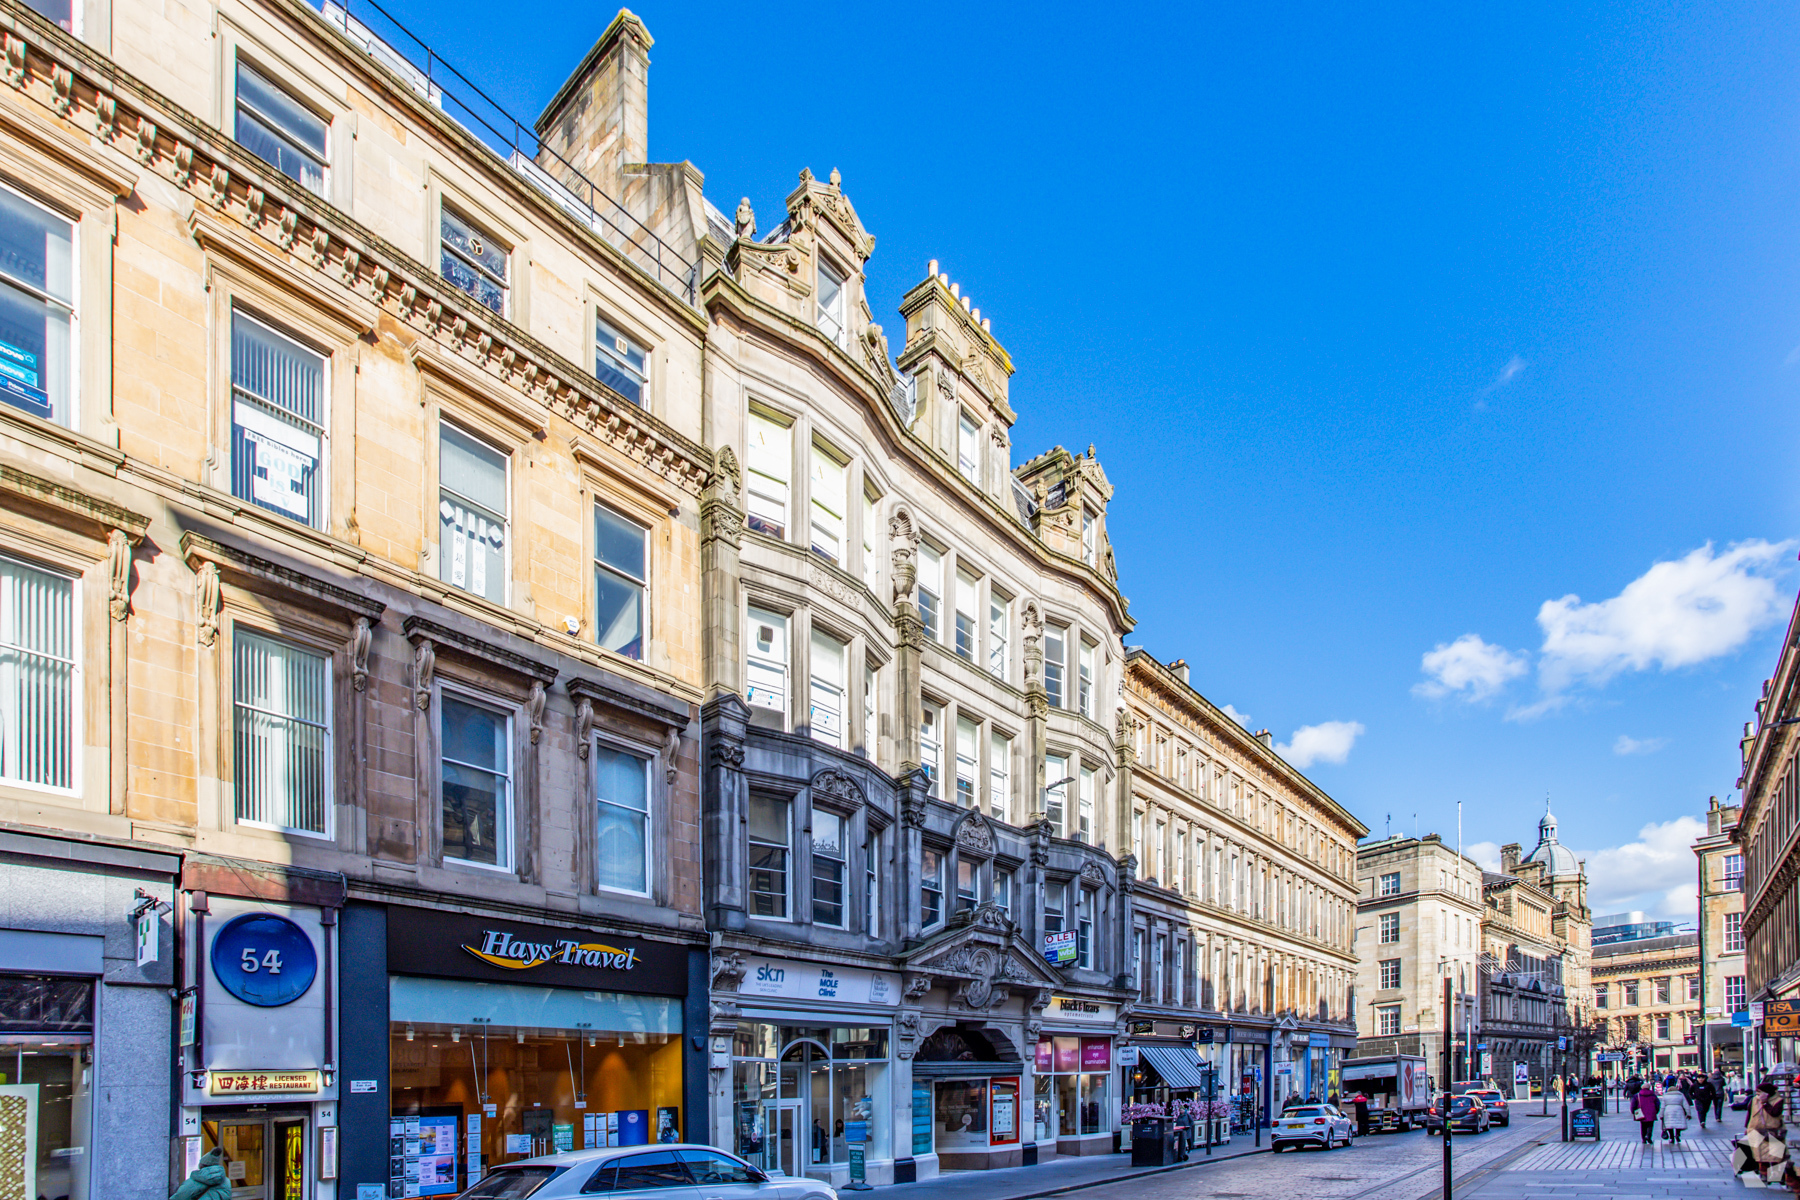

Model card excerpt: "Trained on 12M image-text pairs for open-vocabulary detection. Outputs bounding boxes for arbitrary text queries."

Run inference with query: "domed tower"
[1521,802,1592,1021]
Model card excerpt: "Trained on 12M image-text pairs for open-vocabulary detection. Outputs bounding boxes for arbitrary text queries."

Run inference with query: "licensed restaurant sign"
[386,906,689,996]
[209,1070,321,1096]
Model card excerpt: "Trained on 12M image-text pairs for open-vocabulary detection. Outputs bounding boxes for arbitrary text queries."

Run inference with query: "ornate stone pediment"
[902,921,1061,1014]
[811,767,866,807]
[955,813,995,857]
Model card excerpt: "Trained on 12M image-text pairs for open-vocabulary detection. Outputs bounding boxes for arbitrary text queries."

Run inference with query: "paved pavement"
[870,1106,1756,1200]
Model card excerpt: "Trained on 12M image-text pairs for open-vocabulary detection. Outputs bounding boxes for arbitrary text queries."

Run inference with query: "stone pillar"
[899,770,928,947]
[700,447,744,701]
[1021,600,1046,818]
[890,508,922,772]
[702,694,749,931]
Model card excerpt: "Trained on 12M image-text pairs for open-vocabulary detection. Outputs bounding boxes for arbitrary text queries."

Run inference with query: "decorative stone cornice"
[402,614,557,687]
[180,531,386,624]
[0,460,149,541]
[0,5,710,497]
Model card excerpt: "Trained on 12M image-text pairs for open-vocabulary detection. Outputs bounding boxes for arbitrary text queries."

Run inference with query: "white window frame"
[438,419,510,604]
[988,731,1010,822]
[1044,624,1066,709]
[1379,958,1401,990]
[745,607,790,730]
[1378,912,1399,944]
[953,569,978,661]
[1376,1004,1401,1037]
[921,846,945,930]
[816,257,847,348]
[593,503,648,662]
[595,314,649,407]
[233,58,329,198]
[0,552,80,796]
[231,626,333,838]
[865,829,881,936]
[1378,871,1401,897]
[438,687,515,873]
[1725,910,1744,953]
[1077,887,1094,969]
[809,441,847,564]
[1077,639,1096,718]
[231,309,329,530]
[917,543,943,643]
[1045,752,1069,838]
[954,716,979,808]
[920,703,943,799]
[957,410,980,484]
[748,794,792,921]
[0,183,78,429]
[987,591,1009,679]
[1081,509,1096,566]
[811,807,847,928]
[746,410,792,539]
[1077,766,1095,844]
[808,629,846,749]
[591,738,652,897]
[861,487,881,593]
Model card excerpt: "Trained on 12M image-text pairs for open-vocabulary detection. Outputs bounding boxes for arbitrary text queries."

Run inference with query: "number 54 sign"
[211,913,319,1007]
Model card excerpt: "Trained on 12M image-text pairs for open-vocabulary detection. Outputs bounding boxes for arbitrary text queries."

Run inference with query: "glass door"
[273,1118,306,1200]
[208,1119,269,1200]
[759,1100,800,1177]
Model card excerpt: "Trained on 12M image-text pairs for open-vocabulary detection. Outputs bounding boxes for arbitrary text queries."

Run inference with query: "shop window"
[956,857,978,915]
[439,204,508,315]
[0,975,93,1200]
[594,746,649,894]
[0,184,75,426]
[955,717,979,807]
[594,505,647,661]
[440,694,512,869]
[1044,625,1066,708]
[595,316,649,407]
[744,608,788,731]
[234,60,328,196]
[232,629,330,835]
[1034,1037,1110,1138]
[0,554,77,791]
[232,311,326,528]
[921,848,944,929]
[729,1023,890,1175]
[389,976,682,1190]
[808,631,845,748]
[917,544,942,642]
[811,809,846,927]
[748,795,791,919]
[1045,753,1069,838]
[745,411,791,538]
[809,442,846,563]
[439,422,509,603]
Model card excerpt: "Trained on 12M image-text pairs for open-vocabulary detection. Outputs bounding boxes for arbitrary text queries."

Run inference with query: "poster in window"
[415,1115,458,1197]
[656,1107,679,1144]
[935,1081,988,1149]
[0,1085,38,1200]
[989,1079,1019,1145]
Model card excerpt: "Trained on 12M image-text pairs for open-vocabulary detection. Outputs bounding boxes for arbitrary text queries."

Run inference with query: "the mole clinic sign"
[738,957,898,1006]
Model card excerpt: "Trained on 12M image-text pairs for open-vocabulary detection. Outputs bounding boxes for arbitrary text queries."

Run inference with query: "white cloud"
[1536,540,1793,695]
[1414,633,1529,701]
[1276,720,1365,768]
[1579,815,1707,918]
[1466,841,1502,873]
[1613,734,1667,756]
[1220,704,1252,729]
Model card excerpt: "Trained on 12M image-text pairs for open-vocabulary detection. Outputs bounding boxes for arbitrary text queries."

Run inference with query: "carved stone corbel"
[527,681,547,745]
[663,726,681,785]
[194,562,220,646]
[350,616,372,692]
[575,697,594,759]
[106,528,132,622]
[413,638,435,711]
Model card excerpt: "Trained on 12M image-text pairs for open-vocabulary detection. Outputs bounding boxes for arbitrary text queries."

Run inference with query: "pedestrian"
[1660,1084,1692,1144]
[1632,1083,1661,1145]
[1713,1068,1731,1123]
[1694,1074,1717,1130]
[1747,1080,1789,1184]
[170,1149,233,1200]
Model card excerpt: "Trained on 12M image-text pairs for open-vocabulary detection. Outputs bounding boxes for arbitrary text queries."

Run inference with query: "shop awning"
[1140,1044,1211,1090]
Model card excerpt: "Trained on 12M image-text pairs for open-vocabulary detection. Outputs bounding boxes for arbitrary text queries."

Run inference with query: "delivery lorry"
[1340,1054,1430,1132]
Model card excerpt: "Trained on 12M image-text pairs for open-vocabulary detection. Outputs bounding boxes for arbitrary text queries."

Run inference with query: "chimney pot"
[950,282,960,298]
[928,259,938,277]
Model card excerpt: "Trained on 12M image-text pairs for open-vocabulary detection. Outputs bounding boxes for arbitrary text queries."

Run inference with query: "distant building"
[1592,933,1701,1076]
[1353,834,1484,1084]
[1593,912,1684,946]
[1694,797,1747,1072]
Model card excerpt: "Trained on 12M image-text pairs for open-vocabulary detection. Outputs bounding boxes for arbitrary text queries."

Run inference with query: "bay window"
[746,411,791,538]
[955,717,978,807]
[1045,753,1069,837]
[1077,766,1095,844]
[1078,639,1096,718]
[748,795,791,918]
[809,443,846,563]
[956,858,978,915]
[745,608,788,730]
[811,809,846,927]
[921,848,944,929]
[988,593,1009,678]
[917,544,942,642]
[1077,888,1094,969]
[808,631,845,748]
[988,732,1010,821]
[1044,624,1066,708]
[232,630,330,835]
[920,704,942,799]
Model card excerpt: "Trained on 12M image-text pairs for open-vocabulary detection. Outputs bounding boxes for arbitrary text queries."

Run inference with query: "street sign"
[1596,1052,1623,1062]
[1733,1011,1754,1028]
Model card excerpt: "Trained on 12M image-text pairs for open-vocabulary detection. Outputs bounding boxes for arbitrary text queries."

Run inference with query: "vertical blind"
[0,556,75,789]
[233,630,330,834]
[232,312,325,527]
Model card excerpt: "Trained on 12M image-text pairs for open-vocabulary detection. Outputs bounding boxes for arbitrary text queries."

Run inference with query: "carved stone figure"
[350,616,372,693]
[664,726,681,785]
[712,951,747,993]
[527,681,546,745]
[903,974,933,1002]
[713,444,742,498]
[734,197,756,240]
[107,529,131,621]
[194,563,220,646]
[575,697,594,759]
[413,639,435,711]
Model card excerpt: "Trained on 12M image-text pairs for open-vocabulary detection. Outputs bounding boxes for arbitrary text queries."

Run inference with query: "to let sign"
[1765,999,1800,1037]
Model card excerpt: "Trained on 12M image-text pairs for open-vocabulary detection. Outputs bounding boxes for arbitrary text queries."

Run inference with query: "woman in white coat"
[1659,1085,1692,1144]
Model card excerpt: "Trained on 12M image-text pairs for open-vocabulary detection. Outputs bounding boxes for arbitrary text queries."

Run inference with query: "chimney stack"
[536,9,652,203]
[1170,658,1189,684]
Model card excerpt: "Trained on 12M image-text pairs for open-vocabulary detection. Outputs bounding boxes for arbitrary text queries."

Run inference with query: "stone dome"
[1522,806,1581,877]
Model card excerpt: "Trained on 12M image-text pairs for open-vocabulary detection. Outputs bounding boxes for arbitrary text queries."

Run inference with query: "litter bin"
[1131,1118,1176,1166]
[1582,1087,1604,1115]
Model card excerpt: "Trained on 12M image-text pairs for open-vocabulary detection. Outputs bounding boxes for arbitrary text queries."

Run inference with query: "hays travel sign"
[386,906,689,997]
[465,929,641,973]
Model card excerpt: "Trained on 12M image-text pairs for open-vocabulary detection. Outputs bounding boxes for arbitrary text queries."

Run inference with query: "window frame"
[808,439,848,564]
[1077,638,1096,718]
[592,501,649,662]
[229,623,334,839]
[0,551,81,797]
[953,568,978,661]
[1377,871,1401,897]
[1378,958,1400,990]
[0,181,78,430]
[956,410,980,484]
[816,256,847,348]
[747,793,793,921]
[954,716,979,808]
[917,542,943,643]
[920,846,945,930]
[920,702,944,799]
[231,57,330,198]
[1044,624,1067,709]
[595,313,650,408]
[987,590,1009,679]
[438,201,511,316]
[437,417,512,605]
[1725,910,1745,953]
[745,408,793,539]
[229,307,330,531]
[807,628,847,749]
[591,737,653,898]
[987,731,1010,822]
[1375,1004,1401,1037]
[1377,912,1399,944]
[1044,752,1070,838]
[810,807,848,928]
[744,605,790,731]
[437,686,516,874]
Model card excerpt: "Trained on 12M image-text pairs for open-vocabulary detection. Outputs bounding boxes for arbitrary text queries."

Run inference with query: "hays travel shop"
[467,929,641,972]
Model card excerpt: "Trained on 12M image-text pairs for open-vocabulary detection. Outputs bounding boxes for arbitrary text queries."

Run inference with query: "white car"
[1272,1104,1356,1152]
[453,1144,839,1200]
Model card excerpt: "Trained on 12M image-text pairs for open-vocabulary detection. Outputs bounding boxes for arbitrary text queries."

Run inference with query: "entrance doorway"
[758,1100,801,1177]
[204,1113,308,1200]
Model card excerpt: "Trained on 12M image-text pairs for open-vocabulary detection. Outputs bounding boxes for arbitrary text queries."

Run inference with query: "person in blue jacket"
[170,1148,233,1200]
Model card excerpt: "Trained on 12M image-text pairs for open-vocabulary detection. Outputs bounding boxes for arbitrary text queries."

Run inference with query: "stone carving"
[811,768,866,807]
[711,742,746,768]
[808,563,855,604]
[903,974,933,1002]
[990,423,1008,449]
[734,197,756,240]
[862,323,891,377]
[898,608,925,654]
[712,951,747,993]
[527,681,546,745]
[664,726,681,785]
[713,444,742,498]
[702,497,744,549]
[888,507,918,604]
[107,529,131,621]
[413,638,435,711]
[575,697,594,759]
[1079,861,1108,887]
[955,814,995,857]
[895,1010,922,1060]
[194,563,220,646]
[350,617,372,693]
[900,782,928,828]
[937,366,956,405]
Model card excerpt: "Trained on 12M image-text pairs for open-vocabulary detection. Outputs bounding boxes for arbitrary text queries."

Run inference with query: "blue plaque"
[211,913,318,1007]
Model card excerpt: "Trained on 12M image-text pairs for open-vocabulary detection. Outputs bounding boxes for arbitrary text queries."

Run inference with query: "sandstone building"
[1591,927,1700,1077]
[1694,797,1747,1071]
[1737,613,1800,1069]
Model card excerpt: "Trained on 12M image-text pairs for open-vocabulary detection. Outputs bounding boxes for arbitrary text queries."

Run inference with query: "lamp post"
[1442,975,1454,1200]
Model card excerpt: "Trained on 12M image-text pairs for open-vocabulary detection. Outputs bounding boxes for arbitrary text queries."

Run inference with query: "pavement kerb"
[892,1141,1272,1200]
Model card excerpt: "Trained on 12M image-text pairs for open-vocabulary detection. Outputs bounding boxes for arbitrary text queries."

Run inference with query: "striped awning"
[1139,1044,1211,1090]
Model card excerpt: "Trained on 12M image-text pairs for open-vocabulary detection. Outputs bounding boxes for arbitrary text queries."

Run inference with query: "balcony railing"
[315,0,698,303]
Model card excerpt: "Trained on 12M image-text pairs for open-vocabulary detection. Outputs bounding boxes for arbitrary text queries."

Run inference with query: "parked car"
[453,1145,840,1200]
[1459,1087,1511,1127]
[1423,1095,1491,1135]
[1272,1104,1356,1151]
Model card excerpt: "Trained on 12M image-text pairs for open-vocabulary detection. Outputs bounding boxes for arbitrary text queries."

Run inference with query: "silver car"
[1271,1104,1356,1151]
[453,1144,839,1200]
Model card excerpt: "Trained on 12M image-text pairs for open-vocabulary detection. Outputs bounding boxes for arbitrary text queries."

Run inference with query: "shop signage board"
[209,1070,321,1095]
[736,957,899,1006]
[1734,1011,1754,1028]
[137,908,159,966]
[211,913,319,1007]
[1043,930,1077,966]
[1766,999,1800,1036]
[1048,995,1115,1023]
[386,905,690,995]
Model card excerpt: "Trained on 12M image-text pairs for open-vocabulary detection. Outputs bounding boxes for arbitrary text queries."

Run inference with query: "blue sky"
[384,0,1800,915]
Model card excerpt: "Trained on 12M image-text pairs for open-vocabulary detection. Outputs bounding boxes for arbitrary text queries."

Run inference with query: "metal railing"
[315,0,697,303]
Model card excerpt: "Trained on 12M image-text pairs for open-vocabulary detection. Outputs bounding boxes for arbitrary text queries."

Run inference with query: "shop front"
[1125,1020,1218,1110]
[916,1025,1026,1171]
[721,954,901,1187]
[378,906,699,1197]
[1035,996,1116,1157]
[1,829,179,1200]
[180,867,344,1200]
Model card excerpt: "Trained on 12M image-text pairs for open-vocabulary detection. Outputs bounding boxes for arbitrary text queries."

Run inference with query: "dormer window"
[596,317,648,406]
[1081,509,1097,565]
[816,258,846,348]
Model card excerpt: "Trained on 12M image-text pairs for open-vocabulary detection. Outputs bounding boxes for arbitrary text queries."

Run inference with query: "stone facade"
[1736,604,1800,1050]
[1591,932,1700,1077]
[1693,797,1747,1070]
[1353,834,1484,1081]
[1125,652,1365,1115]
